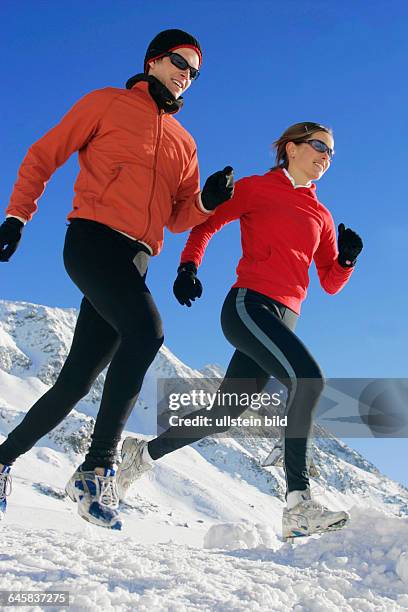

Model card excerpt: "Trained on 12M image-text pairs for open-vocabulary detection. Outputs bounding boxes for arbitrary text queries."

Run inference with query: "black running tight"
[0,220,164,469]
[148,287,324,493]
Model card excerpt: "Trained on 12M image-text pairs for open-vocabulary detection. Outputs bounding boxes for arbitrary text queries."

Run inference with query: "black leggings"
[148,287,324,493]
[0,220,164,469]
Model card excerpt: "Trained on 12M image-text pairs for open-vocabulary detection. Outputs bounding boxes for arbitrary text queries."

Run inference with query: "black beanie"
[144,29,202,73]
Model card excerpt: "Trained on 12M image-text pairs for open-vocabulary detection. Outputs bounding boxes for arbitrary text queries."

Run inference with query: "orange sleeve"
[166,146,213,233]
[6,89,115,221]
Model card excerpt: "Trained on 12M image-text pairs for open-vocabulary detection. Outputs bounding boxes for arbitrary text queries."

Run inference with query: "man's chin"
[169,86,182,99]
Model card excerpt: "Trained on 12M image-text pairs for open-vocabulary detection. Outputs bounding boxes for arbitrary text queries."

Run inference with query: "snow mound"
[203,521,277,550]
[396,552,408,583]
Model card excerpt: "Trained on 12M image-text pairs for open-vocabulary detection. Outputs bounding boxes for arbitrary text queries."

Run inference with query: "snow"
[203,522,277,550]
[2,507,408,610]
[1,299,408,610]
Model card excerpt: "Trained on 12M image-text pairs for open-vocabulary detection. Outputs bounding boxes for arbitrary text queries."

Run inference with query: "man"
[0,29,234,529]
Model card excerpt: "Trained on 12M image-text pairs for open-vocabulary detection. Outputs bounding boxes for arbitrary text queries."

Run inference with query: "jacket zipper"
[100,165,123,201]
[141,110,164,240]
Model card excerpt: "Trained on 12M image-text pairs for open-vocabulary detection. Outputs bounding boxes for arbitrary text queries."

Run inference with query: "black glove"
[201,166,234,211]
[173,261,203,307]
[0,218,24,262]
[337,223,363,268]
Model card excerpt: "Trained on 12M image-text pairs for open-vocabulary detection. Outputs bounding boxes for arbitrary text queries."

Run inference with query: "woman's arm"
[179,176,252,268]
[314,209,355,294]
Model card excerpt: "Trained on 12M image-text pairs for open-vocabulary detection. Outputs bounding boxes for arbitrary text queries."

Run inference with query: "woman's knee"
[301,362,325,397]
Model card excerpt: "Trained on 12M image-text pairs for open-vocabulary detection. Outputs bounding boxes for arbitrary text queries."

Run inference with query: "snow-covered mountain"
[1,298,407,515]
[1,299,408,610]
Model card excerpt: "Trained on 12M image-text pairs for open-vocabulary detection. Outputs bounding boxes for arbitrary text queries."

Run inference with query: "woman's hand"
[337,223,363,267]
[173,261,203,307]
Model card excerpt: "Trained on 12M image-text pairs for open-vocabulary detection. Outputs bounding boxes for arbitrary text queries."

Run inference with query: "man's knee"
[54,370,95,400]
[121,328,164,362]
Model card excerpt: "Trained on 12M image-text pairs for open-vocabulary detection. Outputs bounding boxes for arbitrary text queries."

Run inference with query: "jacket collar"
[277,168,317,199]
[125,73,183,114]
[283,168,312,189]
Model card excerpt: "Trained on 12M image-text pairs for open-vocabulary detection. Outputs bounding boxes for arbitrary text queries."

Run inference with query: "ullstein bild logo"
[156,378,408,439]
[167,413,288,429]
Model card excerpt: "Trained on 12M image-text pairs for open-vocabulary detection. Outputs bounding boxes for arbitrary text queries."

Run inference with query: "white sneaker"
[0,465,12,521]
[262,443,319,477]
[65,466,122,530]
[262,443,284,467]
[116,437,153,501]
[282,489,349,541]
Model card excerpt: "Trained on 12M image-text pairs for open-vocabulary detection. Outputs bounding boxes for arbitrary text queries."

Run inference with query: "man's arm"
[166,147,212,233]
[6,89,113,221]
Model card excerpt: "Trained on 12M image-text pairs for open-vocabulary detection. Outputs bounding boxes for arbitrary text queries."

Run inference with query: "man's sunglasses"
[295,138,335,160]
[163,52,200,81]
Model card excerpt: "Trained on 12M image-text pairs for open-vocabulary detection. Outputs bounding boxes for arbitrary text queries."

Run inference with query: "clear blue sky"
[1,1,407,485]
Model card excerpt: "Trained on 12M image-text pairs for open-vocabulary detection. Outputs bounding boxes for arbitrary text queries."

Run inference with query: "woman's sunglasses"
[163,52,200,81]
[296,138,335,160]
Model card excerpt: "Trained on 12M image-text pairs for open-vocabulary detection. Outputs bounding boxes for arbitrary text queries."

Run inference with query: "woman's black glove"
[337,223,363,268]
[0,218,24,262]
[173,261,203,307]
[201,166,234,211]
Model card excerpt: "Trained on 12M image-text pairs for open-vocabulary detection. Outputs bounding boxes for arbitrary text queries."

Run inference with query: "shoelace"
[98,475,119,507]
[0,472,12,498]
[302,499,328,512]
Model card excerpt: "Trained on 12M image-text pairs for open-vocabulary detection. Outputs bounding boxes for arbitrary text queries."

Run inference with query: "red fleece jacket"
[180,169,353,314]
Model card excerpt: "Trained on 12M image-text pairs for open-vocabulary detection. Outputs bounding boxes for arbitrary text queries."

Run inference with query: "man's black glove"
[201,166,235,211]
[0,218,24,262]
[173,261,203,307]
[337,223,363,268]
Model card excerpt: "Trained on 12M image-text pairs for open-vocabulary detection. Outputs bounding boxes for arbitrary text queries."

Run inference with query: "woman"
[117,122,363,540]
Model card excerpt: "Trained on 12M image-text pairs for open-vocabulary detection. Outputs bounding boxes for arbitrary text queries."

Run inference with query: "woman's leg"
[221,288,324,494]
[148,288,323,495]
[0,296,119,465]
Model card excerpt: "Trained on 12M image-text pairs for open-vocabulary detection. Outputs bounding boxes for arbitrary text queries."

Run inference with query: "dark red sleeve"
[180,177,252,267]
[314,208,354,294]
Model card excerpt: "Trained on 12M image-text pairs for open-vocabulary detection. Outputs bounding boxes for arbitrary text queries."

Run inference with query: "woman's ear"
[286,141,296,159]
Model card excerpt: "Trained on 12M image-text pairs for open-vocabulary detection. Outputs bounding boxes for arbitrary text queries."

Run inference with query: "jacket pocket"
[100,165,124,203]
[237,247,273,278]
[253,253,274,278]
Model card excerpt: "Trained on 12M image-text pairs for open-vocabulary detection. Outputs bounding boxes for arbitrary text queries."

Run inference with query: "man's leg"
[63,220,164,470]
[0,297,119,466]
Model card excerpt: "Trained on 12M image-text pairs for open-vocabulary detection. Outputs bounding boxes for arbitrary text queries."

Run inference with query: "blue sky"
[1,1,407,484]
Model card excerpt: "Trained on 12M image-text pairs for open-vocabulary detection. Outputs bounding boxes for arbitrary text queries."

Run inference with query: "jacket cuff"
[6,214,27,225]
[178,261,198,274]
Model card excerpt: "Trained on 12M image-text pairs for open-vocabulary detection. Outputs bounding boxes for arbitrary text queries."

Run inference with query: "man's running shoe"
[282,488,349,541]
[65,466,122,530]
[0,465,12,521]
[116,437,153,501]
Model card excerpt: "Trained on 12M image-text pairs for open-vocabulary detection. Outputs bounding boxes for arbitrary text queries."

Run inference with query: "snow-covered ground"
[1,442,408,611]
[1,299,408,610]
